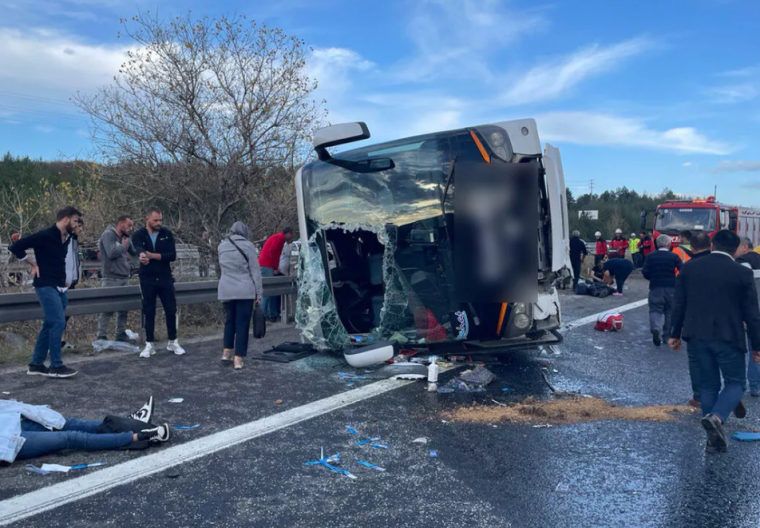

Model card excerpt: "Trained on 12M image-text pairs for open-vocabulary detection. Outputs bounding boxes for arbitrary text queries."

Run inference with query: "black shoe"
[27,364,50,377]
[96,336,108,342]
[652,330,662,347]
[701,414,728,452]
[734,400,747,419]
[129,396,154,424]
[48,366,78,378]
[137,424,171,443]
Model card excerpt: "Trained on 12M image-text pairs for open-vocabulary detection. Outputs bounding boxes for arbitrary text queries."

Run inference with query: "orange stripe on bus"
[469,130,491,163]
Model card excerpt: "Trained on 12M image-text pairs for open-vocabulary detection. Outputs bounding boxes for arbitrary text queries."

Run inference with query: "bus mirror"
[640,210,647,230]
[313,122,371,160]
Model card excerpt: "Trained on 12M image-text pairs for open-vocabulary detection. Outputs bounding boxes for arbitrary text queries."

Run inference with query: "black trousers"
[571,259,582,288]
[140,279,177,342]
[224,300,254,357]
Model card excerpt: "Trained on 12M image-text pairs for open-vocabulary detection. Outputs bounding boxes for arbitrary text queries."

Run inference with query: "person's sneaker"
[612,292,623,296]
[137,424,171,443]
[48,366,78,378]
[95,335,108,342]
[688,398,701,408]
[652,330,662,347]
[129,396,154,424]
[701,413,728,452]
[139,342,156,358]
[733,400,747,419]
[27,364,50,377]
[167,340,185,356]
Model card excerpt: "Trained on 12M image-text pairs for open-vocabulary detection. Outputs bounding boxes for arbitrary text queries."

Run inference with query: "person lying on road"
[0,396,170,464]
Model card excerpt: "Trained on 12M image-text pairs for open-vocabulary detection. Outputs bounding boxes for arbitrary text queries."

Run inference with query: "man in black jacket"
[131,207,185,358]
[8,206,81,378]
[736,237,760,397]
[670,230,760,453]
[643,234,682,346]
[569,230,588,290]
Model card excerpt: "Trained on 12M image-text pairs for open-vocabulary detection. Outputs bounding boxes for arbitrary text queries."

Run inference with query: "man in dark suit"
[670,230,760,452]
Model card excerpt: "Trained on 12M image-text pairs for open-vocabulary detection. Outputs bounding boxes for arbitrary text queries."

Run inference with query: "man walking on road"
[569,230,588,290]
[258,227,294,322]
[97,215,137,342]
[736,237,760,397]
[643,234,682,347]
[629,233,642,268]
[8,206,82,378]
[670,230,760,453]
[132,207,185,358]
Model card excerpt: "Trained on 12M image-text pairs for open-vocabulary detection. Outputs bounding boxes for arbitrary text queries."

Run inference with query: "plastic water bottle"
[427,356,439,383]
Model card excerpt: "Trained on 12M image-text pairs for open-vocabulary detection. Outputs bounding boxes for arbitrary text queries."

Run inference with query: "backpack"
[595,312,623,332]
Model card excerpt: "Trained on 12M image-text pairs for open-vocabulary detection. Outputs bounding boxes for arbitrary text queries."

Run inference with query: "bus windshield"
[302,133,452,231]
[655,207,717,234]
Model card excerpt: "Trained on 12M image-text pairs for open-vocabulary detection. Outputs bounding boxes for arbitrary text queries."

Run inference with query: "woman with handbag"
[218,222,263,369]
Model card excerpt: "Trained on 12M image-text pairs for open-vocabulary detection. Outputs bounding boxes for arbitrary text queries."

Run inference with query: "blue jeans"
[260,267,280,319]
[224,299,254,357]
[32,287,68,368]
[17,418,133,460]
[691,339,747,422]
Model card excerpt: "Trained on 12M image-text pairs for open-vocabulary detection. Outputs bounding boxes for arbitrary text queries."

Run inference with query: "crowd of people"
[571,225,760,453]
[7,206,294,377]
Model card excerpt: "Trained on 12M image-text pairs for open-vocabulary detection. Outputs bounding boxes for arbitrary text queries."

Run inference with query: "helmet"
[615,229,622,234]
[630,233,636,238]
[595,231,602,237]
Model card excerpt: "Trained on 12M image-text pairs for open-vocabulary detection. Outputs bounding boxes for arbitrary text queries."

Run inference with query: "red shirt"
[595,240,608,256]
[609,238,627,257]
[640,237,654,256]
[258,232,287,270]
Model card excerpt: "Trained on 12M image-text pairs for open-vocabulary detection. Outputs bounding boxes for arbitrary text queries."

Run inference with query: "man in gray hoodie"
[96,215,137,341]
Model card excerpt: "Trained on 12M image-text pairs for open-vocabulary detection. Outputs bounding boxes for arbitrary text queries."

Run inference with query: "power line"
[0,104,88,122]
[0,90,76,106]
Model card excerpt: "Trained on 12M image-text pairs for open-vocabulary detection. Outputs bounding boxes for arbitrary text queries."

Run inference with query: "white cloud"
[710,160,760,173]
[502,38,652,105]
[682,162,692,167]
[307,47,375,100]
[34,125,54,133]
[710,83,757,103]
[536,111,731,155]
[397,0,546,83]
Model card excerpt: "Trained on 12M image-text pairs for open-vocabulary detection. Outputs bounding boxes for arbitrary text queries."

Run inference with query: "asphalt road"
[3,273,760,528]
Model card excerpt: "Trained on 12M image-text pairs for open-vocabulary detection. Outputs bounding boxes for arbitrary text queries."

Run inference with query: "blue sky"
[1,0,759,206]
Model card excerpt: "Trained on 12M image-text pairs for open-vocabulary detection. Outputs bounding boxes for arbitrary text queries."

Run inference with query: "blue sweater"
[643,249,682,289]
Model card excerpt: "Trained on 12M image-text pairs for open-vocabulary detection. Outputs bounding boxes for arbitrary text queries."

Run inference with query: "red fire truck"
[643,197,760,246]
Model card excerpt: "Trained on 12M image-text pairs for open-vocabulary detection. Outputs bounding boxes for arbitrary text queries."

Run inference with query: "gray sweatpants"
[648,286,675,338]
[97,278,130,340]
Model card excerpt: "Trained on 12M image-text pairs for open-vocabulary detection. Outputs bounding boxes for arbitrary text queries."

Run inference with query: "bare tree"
[74,12,324,255]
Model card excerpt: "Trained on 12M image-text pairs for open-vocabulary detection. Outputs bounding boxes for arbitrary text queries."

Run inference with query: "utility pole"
[589,179,595,195]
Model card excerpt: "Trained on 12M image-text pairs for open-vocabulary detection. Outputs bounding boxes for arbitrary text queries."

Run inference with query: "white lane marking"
[562,298,648,331]
[0,379,409,527]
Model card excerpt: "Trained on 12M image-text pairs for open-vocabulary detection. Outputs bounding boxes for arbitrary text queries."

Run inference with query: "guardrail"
[0,276,296,324]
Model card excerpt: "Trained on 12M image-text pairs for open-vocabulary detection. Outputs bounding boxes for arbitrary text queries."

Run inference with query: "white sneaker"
[139,342,156,358]
[167,339,185,356]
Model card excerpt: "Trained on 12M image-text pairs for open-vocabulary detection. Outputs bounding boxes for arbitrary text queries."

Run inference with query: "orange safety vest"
[672,246,693,275]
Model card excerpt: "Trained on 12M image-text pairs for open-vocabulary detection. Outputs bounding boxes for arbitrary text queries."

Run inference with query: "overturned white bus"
[294,119,571,354]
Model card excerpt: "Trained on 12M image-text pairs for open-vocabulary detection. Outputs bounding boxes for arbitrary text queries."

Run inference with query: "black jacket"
[642,249,682,290]
[8,224,70,288]
[737,251,760,270]
[569,236,588,263]
[671,252,760,351]
[131,227,176,281]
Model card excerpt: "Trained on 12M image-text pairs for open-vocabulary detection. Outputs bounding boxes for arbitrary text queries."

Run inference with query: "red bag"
[595,312,623,332]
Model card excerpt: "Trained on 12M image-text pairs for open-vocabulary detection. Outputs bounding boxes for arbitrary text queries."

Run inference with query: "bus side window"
[453,132,487,163]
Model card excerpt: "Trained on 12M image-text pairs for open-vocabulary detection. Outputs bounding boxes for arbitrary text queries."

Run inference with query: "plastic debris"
[732,432,760,442]
[125,329,140,340]
[168,398,184,403]
[174,424,200,430]
[25,465,50,476]
[533,424,553,428]
[412,437,428,444]
[91,340,140,354]
[502,388,511,392]
[305,450,356,479]
[458,365,495,386]
[429,450,438,458]
[338,372,368,381]
[552,369,559,373]
[371,443,390,449]
[2,392,9,395]
[346,382,355,387]
[355,437,381,446]
[491,399,507,407]
[70,462,105,470]
[555,482,571,492]
[346,426,359,435]
[358,460,386,472]
[364,363,428,380]
[40,464,72,473]
[594,346,604,350]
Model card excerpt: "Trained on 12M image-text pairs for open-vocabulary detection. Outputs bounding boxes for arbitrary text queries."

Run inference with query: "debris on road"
[363,363,428,380]
[502,387,511,392]
[438,365,495,393]
[346,426,358,435]
[444,395,697,425]
[346,382,355,387]
[91,340,140,354]
[168,398,184,403]
[173,424,200,430]
[412,437,428,444]
[305,450,357,479]
[555,482,570,492]
[25,465,50,476]
[2,391,9,395]
[732,432,760,442]
[358,460,386,472]
[533,424,553,428]
[337,372,367,382]
[371,443,389,449]
[429,450,438,458]
[125,329,140,340]
[355,437,381,445]
[275,399,284,405]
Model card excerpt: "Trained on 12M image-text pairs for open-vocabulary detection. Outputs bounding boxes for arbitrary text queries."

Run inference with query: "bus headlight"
[514,313,531,329]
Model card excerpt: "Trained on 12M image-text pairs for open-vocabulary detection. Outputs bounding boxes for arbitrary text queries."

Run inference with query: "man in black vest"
[670,230,760,452]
